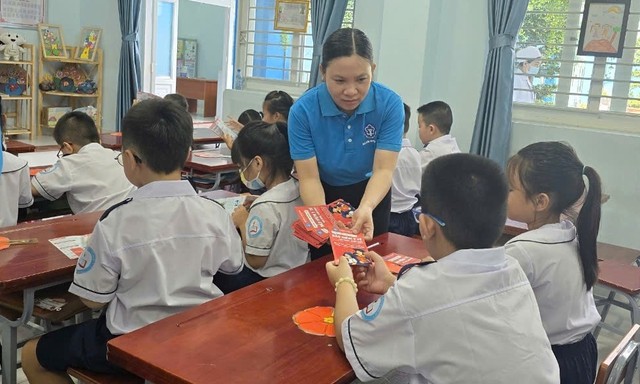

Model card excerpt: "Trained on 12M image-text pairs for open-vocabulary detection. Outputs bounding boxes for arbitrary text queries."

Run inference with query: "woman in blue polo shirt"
[288,28,404,256]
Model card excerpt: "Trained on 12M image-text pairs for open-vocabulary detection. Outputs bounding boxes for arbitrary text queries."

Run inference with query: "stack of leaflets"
[382,253,422,274]
[208,118,238,140]
[329,228,370,266]
[291,199,355,248]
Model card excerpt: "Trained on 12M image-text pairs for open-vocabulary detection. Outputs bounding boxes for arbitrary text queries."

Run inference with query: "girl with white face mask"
[213,121,309,293]
[513,46,543,103]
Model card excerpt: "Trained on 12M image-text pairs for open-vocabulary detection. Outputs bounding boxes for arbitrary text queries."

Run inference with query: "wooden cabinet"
[37,46,103,135]
[0,44,35,139]
[176,78,217,117]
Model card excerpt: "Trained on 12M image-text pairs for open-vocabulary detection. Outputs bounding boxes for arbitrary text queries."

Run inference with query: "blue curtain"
[309,0,349,88]
[116,0,142,131]
[470,0,530,167]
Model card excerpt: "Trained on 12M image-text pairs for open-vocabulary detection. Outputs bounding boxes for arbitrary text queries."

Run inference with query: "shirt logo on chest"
[363,124,376,139]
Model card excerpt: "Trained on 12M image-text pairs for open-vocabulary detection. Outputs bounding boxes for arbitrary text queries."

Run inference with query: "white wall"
[178,0,226,80]
[1,0,121,132]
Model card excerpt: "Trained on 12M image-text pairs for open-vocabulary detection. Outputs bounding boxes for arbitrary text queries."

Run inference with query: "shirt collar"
[508,220,576,244]
[130,180,197,199]
[78,142,104,153]
[437,247,508,269]
[401,138,413,147]
[318,82,376,117]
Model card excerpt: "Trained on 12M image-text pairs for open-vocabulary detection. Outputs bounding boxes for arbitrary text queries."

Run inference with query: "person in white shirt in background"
[513,46,542,104]
[0,151,33,227]
[417,101,461,172]
[388,103,421,237]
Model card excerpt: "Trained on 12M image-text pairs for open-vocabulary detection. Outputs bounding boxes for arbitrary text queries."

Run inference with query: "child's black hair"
[122,99,193,174]
[263,91,294,120]
[231,121,292,187]
[163,93,189,111]
[321,28,373,69]
[53,111,100,146]
[507,141,601,290]
[421,153,508,249]
[417,101,453,134]
[403,103,411,134]
[238,109,263,125]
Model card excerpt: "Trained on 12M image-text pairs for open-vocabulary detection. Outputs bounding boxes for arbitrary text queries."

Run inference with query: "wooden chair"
[595,323,640,384]
[67,367,144,384]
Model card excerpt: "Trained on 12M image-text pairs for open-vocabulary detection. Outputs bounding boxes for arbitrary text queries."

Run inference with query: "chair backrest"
[595,323,640,384]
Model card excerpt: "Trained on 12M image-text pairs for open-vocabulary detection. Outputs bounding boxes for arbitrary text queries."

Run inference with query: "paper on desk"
[18,151,59,168]
[49,235,91,259]
[199,190,246,214]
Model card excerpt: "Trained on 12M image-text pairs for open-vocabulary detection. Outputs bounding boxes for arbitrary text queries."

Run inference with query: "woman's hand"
[231,205,249,228]
[326,256,355,286]
[350,205,374,240]
[353,251,395,294]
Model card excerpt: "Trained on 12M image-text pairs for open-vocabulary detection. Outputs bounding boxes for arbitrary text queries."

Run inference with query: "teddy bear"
[0,32,26,61]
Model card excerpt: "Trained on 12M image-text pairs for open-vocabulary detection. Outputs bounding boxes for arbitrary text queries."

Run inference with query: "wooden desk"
[183,149,238,190]
[5,140,35,155]
[100,130,223,151]
[107,233,429,384]
[0,212,101,384]
[176,78,218,117]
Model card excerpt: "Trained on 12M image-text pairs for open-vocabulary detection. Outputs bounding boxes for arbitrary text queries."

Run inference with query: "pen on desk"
[368,242,380,249]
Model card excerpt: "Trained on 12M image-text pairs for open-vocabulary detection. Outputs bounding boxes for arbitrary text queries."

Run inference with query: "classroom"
[0,0,639,383]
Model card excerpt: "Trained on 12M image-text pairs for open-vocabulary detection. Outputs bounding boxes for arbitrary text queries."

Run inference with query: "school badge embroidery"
[248,216,263,238]
[363,124,377,139]
[361,296,384,321]
[76,246,96,274]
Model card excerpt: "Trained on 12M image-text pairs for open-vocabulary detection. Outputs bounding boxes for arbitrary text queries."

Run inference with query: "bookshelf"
[0,44,35,139]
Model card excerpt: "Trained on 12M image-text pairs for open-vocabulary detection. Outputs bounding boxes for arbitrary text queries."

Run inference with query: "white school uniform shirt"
[342,248,560,384]
[513,68,535,103]
[69,180,244,335]
[245,178,309,277]
[505,221,601,345]
[31,142,135,214]
[391,138,421,214]
[420,134,461,172]
[0,152,33,228]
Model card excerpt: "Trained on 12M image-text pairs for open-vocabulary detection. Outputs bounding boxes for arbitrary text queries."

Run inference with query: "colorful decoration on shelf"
[38,24,67,59]
[76,80,96,94]
[39,73,55,91]
[0,65,27,96]
[58,77,75,92]
[0,32,27,61]
[52,63,88,93]
[75,27,102,62]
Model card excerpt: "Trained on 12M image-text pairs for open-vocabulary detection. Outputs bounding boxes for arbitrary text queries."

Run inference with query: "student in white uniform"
[21,99,244,383]
[389,103,421,236]
[513,46,542,104]
[31,111,134,214]
[0,151,33,227]
[326,153,560,384]
[504,142,601,384]
[214,121,309,293]
[417,101,461,172]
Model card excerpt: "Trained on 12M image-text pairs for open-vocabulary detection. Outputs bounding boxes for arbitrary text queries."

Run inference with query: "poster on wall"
[177,38,197,78]
[577,0,630,58]
[274,0,309,32]
[0,0,46,28]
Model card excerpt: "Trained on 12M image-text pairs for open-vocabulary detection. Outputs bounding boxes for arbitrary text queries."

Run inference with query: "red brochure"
[329,228,370,266]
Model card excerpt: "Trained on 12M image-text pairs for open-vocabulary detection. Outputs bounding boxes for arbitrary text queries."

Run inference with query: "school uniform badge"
[76,246,96,274]
[363,124,376,139]
[248,216,263,238]
[360,296,384,321]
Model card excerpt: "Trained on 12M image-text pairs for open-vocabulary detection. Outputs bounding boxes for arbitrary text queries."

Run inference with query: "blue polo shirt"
[288,82,404,186]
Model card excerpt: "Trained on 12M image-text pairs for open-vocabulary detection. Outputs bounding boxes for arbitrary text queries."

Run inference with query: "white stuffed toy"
[0,32,26,61]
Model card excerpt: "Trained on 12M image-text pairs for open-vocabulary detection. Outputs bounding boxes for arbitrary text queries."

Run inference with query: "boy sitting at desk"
[31,111,134,214]
[22,99,245,383]
[417,101,461,172]
[326,153,560,383]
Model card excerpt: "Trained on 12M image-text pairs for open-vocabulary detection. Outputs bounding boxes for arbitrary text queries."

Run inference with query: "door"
[149,0,178,96]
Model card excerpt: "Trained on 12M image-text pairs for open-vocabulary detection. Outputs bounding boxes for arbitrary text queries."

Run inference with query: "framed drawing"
[0,0,46,29]
[577,0,630,58]
[38,24,67,58]
[74,27,102,61]
[274,0,309,32]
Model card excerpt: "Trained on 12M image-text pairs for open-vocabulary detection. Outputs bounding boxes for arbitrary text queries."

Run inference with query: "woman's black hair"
[263,91,294,120]
[231,120,292,187]
[237,109,263,125]
[507,141,601,290]
[321,28,373,69]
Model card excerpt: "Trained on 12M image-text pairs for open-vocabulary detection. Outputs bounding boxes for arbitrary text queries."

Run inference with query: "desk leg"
[186,98,198,114]
[1,323,18,384]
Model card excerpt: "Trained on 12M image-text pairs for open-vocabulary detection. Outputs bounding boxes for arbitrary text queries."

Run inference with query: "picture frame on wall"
[0,0,46,29]
[38,24,67,59]
[177,38,197,78]
[74,27,102,62]
[274,0,309,33]
[577,0,630,58]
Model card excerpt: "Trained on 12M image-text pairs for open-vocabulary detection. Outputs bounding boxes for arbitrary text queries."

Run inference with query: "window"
[516,0,640,116]
[236,0,355,89]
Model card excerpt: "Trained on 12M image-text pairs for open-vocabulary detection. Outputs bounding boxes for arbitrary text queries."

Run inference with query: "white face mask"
[528,65,540,76]
[240,158,265,190]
